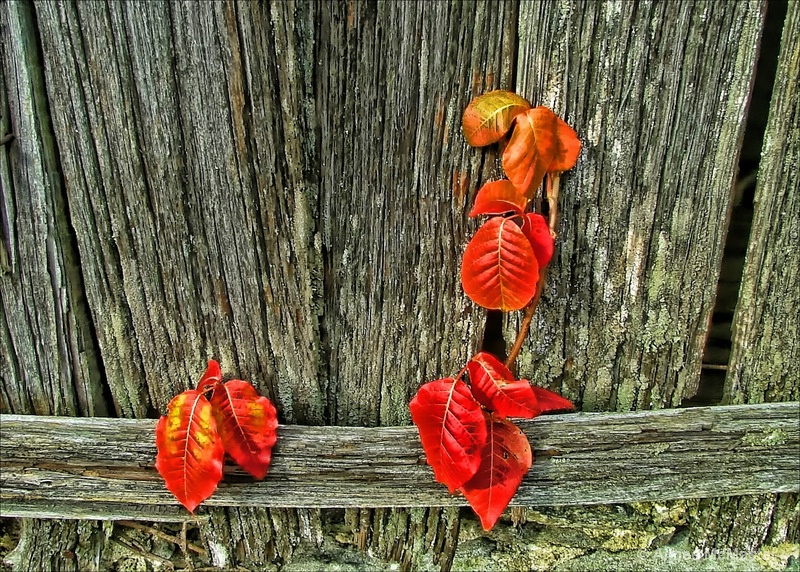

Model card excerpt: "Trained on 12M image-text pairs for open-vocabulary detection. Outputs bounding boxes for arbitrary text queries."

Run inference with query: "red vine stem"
[505,171,560,370]
[504,265,549,369]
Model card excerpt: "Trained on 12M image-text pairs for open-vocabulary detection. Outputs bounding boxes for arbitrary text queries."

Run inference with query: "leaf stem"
[547,173,561,238]
[453,363,470,382]
[504,266,549,370]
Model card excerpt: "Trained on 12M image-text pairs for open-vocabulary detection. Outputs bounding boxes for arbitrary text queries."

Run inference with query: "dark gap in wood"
[683,0,788,408]
[480,310,506,361]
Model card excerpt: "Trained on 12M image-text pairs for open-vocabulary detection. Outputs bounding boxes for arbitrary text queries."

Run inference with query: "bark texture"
[0,2,108,569]
[5,0,514,568]
[0,0,104,418]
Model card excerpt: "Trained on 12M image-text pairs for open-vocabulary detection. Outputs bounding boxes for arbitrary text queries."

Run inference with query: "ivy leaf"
[462,90,531,147]
[210,380,279,479]
[409,378,488,493]
[460,413,533,531]
[155,389,224,513]
[521,213,555,268]
[461,217,539,311]
[467,352,541,418]
[532,386,576,414]
[469,180,529,217]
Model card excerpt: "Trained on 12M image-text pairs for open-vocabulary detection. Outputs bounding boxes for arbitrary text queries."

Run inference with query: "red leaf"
[531,107,581,173]
[531,386,575,414]
[469,180,529,217]
[155,389,224,513]
[462,90,531,147]
[521,213,554,268]
[196,359,222,392]
[210,380,279,479]
[461,413,533,531]
[467,352,541,418]
[502,107,581,198]
[461,217,539,311]
[409,378,488,493]
[502,109,555,199]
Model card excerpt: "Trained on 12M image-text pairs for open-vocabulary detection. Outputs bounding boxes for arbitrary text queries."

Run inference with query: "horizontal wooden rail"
[1,403,798,522]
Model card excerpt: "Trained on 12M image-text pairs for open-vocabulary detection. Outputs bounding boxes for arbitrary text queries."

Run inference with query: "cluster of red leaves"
[460,90,581,311]
[410,90,580,530]
[155,360,278,512]
[409,353,574,530]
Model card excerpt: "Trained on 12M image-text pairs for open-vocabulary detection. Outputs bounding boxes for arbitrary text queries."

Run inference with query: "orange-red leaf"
[461,217,539,311]
[502,107,581,198]
[467,352,540,418]
[531,107,581,173]
[462,90,531,147]
[155,389,224,513]
[469,180,529,217]
[461,413,533,530]
[210,380,278,479]
[521,213,555,268]
[531,386,575,414]
[196,359,222,392]
[502,108,555,199]
[409,378,488,493]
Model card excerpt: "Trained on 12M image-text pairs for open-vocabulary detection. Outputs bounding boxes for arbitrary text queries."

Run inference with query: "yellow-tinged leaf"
[462,90,531,147]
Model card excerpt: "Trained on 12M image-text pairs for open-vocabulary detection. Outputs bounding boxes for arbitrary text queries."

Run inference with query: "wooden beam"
[1,403,797,522]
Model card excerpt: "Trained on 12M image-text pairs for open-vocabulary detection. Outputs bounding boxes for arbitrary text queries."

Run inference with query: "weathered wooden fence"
[1,0,798,570]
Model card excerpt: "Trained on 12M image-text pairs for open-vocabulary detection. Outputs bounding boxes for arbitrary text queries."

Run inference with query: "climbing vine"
[410,90,580,530]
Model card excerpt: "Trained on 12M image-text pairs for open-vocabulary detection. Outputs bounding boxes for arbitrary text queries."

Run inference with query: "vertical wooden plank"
[31,0,327,568]
[34,0,327,423]
[1,2,109,569]
[692,0,800,556]
[514,0,765,411]
[725,0,799,406]
[313,2,518,568]
[0,0,105,417]
[316,0,518,427]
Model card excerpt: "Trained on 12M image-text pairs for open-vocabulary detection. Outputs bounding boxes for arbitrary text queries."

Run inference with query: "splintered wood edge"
[0,402,798,522]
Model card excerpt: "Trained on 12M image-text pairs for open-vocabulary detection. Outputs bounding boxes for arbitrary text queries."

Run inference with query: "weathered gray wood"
[33,0,327,423]
[315,0,514,427]
[310,1,519,564]
[691,2,800,555]
[1,403,797,520]
[513,0,765,412]
[28,1,517,568]
[1,4,111,569]
[0,0,105,418]
[2,0,786,569]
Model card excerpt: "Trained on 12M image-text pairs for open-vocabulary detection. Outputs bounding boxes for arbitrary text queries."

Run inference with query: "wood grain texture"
[0,0,105,418]
[512,0,765,412]
[28,2,518,567]
[314,0,517,427]
[33,0,326,423]
[693,3,800,555]
[2,0,786,569]
[725,0,799,406]
[1,403,797,520]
